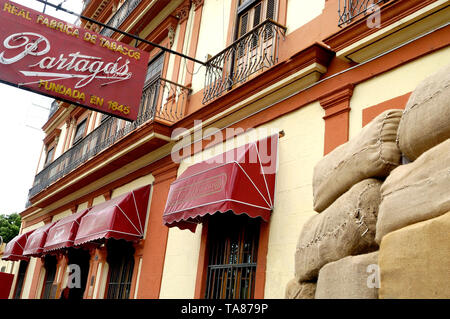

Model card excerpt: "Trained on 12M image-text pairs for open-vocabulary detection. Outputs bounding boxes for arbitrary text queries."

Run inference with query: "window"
[44,147,55,166]
[13,260,28,299]
[140,53,165,117]
[236,0,277,39]
[204,212,260,299]
[106,239,135,299]
[73,118,87,144]
[145,52,164,85]
[42,255,57,299]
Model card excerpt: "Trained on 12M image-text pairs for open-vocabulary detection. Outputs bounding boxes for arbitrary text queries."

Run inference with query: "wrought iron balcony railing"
[338,0,389,27]
[100,0,144,37]
[202,19,286,104]
[28,78,190,200]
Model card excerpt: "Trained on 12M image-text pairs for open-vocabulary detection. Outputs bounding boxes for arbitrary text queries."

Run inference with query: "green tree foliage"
[0,213,21,244]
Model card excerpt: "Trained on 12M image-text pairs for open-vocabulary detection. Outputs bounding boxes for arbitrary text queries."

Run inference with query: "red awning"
[163,134,278,232]
[73,185,151,246]
[43,208,91,253]
[23,223,55,257]
[1,230,35,261]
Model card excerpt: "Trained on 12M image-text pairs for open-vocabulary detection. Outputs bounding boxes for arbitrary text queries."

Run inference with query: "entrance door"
[67,248,90,300]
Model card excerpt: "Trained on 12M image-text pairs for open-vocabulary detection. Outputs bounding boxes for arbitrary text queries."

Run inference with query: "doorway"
[66,248,90,300]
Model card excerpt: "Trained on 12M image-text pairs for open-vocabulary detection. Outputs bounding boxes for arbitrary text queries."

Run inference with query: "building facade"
[2,0,449,299]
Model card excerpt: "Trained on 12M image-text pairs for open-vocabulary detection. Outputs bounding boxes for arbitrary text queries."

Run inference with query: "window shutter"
[254,3,262,26]
[238,12,249,57]
[264,0,276,40]
[252,3,262,48]
[239,12,249,37]
[266,0,276,20]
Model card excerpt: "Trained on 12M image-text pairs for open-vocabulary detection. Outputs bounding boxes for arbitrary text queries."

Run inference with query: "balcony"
[100,0,144,37]
[328,0,448,63]
[28,78,190,201]
[202,19,287,104]
[338,0,390,27]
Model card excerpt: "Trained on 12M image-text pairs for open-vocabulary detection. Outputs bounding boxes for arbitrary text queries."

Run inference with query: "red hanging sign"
[0,1,149,121]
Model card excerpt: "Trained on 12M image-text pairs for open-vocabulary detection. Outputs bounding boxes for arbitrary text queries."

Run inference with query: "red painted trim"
[138,16,178,52]
[254,221,269,298]
[194,222,209,299]
[362,92,411,126]
[323,0,439,52]
[177,25,448,161]
[135,162,179,298]
[320,84,354,155]
[27,122,171,209]
[194,217,270,299]
[32,258,44,299]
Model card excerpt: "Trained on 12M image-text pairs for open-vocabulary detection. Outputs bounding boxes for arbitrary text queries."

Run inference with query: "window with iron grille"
[235,0,278,67]
[44,147,55,167]
[73,118,87,144]
[41,255,57,299]
[236,0,277,39]
[204,212,260,299]
[106,239,135,299]
[13,260,28,299]
[139,52,165,117]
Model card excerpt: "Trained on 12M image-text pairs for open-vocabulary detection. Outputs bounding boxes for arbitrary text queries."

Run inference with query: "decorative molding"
[43,128,62,146]
[320,84,354,118]
[174,0,191,23]
[192,0,204,11]
[168,25,176,48]
[152,160,180,185]
[70,107,88,120]
[320,84,354,155]
[138,15,178,51]
[177,43,334,128]
[43,216,53,224]
[323,0,443,62]
[103,190,112,201]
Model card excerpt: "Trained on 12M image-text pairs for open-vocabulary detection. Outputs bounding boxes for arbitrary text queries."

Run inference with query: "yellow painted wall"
[77,202,89,212]
[262,103,324,298]
[178,6,196,86]
[19,221,44,299]
[285,0,325,35]
[159,224,203,298]
[349,46,450,138]
[110,174,155,198]
[160,44,448,296]
[54,122,67,160]
[191,0,233,94]
[51,209,72,222]
[92,194,105,206]
[159,99,325,298]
